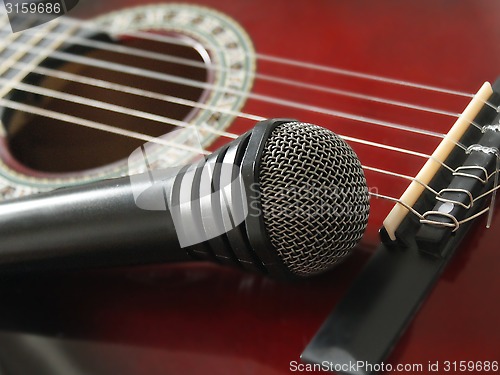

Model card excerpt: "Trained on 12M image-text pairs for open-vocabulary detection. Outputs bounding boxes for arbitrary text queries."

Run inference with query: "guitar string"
[373,191,492,229]
[0,29,482,200]
[66,16,500,114]
[0,92,448,205]
[3,14,487,103]
[0,17,492,159]
[0,41,477,196]
[0,76,450,176]
[1,38,459,143]
[0,19,497,222]
[0,43,496,228]
[0,21,479,149]
[3,62,465,196]
[2,23,486,137]
[0,62,460,177]
[0,16,478,162]
[8,59,479,175]
[13,18,499,227]
[1,72,483,218]
[0,18,68,99]
[0,14,491,142]
[0,42,453,200]
[1,58,453,148]
[0,96,210,155]
[52,15,493,103]
[9,26,481,128]
[0,35,481,198]
[12,61,265,125]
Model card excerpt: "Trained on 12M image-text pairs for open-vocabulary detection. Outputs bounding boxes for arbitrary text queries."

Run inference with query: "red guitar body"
[0,0,499,374]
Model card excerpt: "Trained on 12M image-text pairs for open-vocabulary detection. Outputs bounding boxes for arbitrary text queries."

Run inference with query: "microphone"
[0,119,370,279]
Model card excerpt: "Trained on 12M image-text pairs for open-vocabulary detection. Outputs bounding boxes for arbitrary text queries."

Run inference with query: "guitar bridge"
[302,78,500,375]
[416,141,500,256]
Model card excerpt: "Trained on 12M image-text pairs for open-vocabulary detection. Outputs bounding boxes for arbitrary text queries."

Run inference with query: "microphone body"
[0,175,193,273]
[0,118,283,276]
[0,119,370,279]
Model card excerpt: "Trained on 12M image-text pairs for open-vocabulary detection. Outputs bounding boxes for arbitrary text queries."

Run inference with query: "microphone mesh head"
[259,122,369,277]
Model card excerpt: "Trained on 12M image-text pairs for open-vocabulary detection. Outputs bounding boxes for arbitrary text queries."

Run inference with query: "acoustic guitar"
[0,0,499,374]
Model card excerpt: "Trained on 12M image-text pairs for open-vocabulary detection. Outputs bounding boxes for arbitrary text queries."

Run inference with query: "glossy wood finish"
[1,0,500,374]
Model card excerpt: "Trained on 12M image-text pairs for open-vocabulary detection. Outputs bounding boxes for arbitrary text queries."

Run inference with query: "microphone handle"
[0,119,296,278]
[0,175,195,274]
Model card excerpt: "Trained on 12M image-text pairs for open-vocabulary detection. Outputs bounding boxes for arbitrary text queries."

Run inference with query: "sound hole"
[5,34,207,173]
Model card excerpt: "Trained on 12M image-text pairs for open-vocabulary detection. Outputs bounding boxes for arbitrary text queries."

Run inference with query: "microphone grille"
[259,122,369,277]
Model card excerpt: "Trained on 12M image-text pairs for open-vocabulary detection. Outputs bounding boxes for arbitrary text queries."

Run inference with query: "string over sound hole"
[4,35,207,173]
